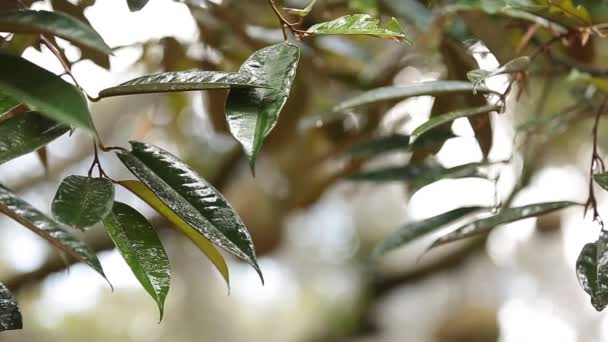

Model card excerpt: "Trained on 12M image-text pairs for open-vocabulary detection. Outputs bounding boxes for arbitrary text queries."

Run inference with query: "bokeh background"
[1,0,608,341]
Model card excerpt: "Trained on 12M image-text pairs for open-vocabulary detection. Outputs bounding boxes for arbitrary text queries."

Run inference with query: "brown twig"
[585,96,608,227]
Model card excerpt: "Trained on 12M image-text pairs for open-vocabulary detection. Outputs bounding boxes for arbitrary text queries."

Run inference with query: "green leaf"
[349,0,379,15]
[127,0,150,12]
[347,134,410,159]
[0,183,106,279]
[577,233,608,311]
[0,10,111,55]
[333,81,497,112]
[98,71,274,99]
[467,56,530,89]
[306,14,409,42]
[225,43,300,168]
[410,105,501,144]
[0,53,96,133]
[116,141,262,282]
[0,91,19,116]
[119,180,230,288]
[0,282,22,332]
[284,0,319,16]
[508,0,592,27]
[372,207,484,257]
[349,162,487,192]
[431,201,578,248]
[595,172,608,192]
[103,202,170,319]
[52,176,115,230]
[0,111,69,165]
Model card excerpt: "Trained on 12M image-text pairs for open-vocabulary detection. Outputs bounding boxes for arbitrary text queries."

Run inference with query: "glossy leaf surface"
[0,282,21,332]
[0,183,105,277]
[0,91,19,115]
[0,10,111,54]
[119,180,230,287]
[103,202,170,319]
[99,71,273,98]
[410,105,501,143]
[0,111,69,165]
[225,43,299,167]
[372,207,484,257]
[307,14,409,41]
[432,201,578,248]
[52,176,115,230]
[0,53,96,133]
[577,233,608,311]
[117,141,261,281]
[127,0,150,11]
[333,81,495,111]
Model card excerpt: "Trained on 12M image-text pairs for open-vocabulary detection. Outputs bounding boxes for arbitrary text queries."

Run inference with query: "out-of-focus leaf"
[116,141,262,282]
[0,91,19,116]
[0,111,69,165]
[0,282,21,332]
[431,201,578,247]
[52,176,114,230]
[347,134,409,159]
[410,105,501,144]
[225,43,299,168]
[509,0,592,27]
[0,183,106,278]
[409,128,458,151]
[103,202,170,319]
[383,0,432,30]
[349,162,487,192]
[99,71,274,98]
[0,10,111,54]
[333,81,495,112]
[372,207,484,257]
[127,0,149,11]
[467,56,530,89]
[307,14,409,42]
[0,53,96,133]
[284,0,319,16]
[119,180,230,287]
[349,0,378,15]
[594,172,608,192]
[577,233,608,311]
[568,70,608,94]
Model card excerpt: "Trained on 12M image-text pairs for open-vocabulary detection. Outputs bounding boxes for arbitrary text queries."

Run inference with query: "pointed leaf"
[0,111,69,165]
[467,56,530,89]
[347,134,410,159]
[103,202,170,319]
[127,0,150,12]
[99,71,274,99]
[119,180,229,287]
[306,14,409,41]
[0,10,111,54]
[0,282,22,332]
[577,233,608,311]
[0,183,106,278]
[52,176,115,230]
[372,207,484,257]
[116,141,262,282]
[0,53,96,133]
[225,43,299,167]
[333,81,497,112]
[431,201,578,248]
[410,105,501,143]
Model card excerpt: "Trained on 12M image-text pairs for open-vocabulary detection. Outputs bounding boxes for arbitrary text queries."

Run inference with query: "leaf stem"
[585,96,608,228]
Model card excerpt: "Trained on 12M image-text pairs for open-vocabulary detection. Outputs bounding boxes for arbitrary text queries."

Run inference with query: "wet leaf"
[307,14,409,42]
[0,91,19,116]
[0,282,22,332]
[333,81,496,112]
[52,176,115,230]
[410,105,501,144]
[372,207,484,257]
[347,134,410,159]
[0,183,106,278]
[225,43,300,168]
[103,202,170,319]
[116,141,262,282]
[99,71,273,99]
[431,201,578,248]
[119,180,230,287]
[577,233,608,311]
[0,111,69,165]
[0,53,96,133]
[0,10,111,54]
[127,0,149,11]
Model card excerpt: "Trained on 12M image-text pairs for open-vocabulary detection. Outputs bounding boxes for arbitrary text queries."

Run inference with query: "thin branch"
[585,96,608,227]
